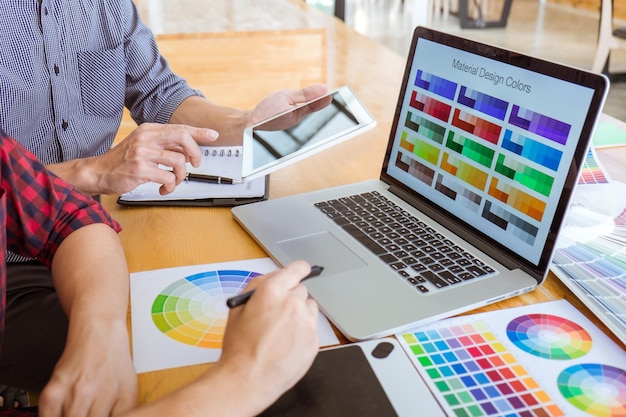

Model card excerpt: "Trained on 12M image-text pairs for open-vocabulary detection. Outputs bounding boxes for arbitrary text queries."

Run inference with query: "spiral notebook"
[117,145,268,207]
[186,145,243,183]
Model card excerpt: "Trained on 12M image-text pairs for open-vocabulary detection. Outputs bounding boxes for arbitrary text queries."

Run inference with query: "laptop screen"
[382,27,607,277]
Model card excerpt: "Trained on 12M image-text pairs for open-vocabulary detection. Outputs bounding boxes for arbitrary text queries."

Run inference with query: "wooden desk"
[102,0,625,406]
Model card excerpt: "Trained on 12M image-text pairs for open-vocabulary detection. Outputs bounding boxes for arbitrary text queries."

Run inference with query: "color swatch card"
[578,147,611,186]
[130,258,339,373]
[396,300,626,417]
[592,117,626,149]
[552,206,626,345]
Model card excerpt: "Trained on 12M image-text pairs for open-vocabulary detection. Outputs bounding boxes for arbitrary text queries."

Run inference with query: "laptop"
[232,26,608,341]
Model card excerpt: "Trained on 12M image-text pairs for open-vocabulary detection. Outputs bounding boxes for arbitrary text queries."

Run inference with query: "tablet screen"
[242,85,376,180]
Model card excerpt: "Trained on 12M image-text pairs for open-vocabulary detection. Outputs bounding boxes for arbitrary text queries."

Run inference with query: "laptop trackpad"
[277,231,367,275]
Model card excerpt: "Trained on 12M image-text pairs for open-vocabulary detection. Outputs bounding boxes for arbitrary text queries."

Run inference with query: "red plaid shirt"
[0,132,121,352]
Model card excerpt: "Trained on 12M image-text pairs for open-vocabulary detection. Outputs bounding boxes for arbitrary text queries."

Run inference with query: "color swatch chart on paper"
[396,300,626,417]
[130,258,339,373]
[391,69,577,252]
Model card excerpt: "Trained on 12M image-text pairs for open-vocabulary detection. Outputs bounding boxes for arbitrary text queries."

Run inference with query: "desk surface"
[103,0,626,405]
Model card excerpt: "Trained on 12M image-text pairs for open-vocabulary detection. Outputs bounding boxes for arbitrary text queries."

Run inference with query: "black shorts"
[0,263,68,391]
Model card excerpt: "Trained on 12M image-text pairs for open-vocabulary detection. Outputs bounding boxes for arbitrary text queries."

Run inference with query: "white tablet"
[241,85,376,181]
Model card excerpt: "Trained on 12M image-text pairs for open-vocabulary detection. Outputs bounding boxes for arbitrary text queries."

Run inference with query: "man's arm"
[1,135,138,417]
[38,224,137,417]
[44,123,217,196]
[121,261,319,417]
[44,84,328,196]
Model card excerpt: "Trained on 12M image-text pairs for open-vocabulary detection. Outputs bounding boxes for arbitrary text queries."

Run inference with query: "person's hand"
[166,84,329,147]
[252,90,333,133]
[246,84,329,127]
[38,319,137,417]
[214,261,319,415]
[89,123,218,195]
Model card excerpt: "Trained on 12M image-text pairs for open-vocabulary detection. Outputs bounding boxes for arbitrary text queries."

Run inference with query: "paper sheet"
[119,176,266,201]
[396,300,626,417]
[130,258,339,373]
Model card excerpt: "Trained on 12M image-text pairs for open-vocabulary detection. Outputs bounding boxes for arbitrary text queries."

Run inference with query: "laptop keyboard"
[314,191,496,293]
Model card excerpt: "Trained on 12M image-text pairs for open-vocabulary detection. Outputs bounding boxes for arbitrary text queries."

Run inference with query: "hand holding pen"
[227,265,324,308]
[219,260,320,408]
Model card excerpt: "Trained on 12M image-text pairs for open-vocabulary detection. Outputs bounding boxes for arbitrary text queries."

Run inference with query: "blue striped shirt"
[0,0,203,164]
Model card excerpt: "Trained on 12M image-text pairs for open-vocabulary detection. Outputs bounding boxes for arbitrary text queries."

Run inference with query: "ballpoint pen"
[226,265,324,308]
[186,173,238,184]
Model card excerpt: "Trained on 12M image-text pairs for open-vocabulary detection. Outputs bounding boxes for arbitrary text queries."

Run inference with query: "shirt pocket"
[77,45,125,117]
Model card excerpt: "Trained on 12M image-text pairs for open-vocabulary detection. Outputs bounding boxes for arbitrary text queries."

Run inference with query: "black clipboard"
[116,175,269,208]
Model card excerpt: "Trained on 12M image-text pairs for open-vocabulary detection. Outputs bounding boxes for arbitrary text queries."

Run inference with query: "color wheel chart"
[151,269,258,348]
[506,314,592,360]
[396,300,626,417]
[130,258,339,373]
[130,258,279,373]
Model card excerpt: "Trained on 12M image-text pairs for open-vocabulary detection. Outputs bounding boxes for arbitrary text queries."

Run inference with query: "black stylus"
[226,265,324,309]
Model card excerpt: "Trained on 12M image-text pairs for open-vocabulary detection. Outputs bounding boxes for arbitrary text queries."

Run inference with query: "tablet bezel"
[241,85,376,181]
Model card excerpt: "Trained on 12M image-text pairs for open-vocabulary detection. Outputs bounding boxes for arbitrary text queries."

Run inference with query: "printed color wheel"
[506,314,592,359]
[557,363,626,417]
[151,270,259,348]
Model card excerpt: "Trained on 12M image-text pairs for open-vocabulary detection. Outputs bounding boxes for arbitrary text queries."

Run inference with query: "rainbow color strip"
[557,364,626,417]
[506,314,592,360]
[400,321,564,416]
[151,269,258,348]
[578,148,609,185]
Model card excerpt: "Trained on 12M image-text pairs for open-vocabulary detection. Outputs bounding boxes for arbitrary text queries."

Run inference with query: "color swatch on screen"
[396,152,436,186]
[446,131,495,169]
[494,154,555,197]
[415,69,457,100]
[506,314,592,360]
[400,320,565,417]
[481,200,539,245]
[151,269,258,348]
[509,105,571,145]
[411,90,452,122]
[405,111,446,144]
[452,108,502,144]
[457,86,509,121]
[557,364,626,417]
[396,67,584,256]
[501,130,563,172]
[488,178,547,222]
[440,152,489,190]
